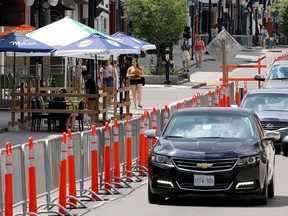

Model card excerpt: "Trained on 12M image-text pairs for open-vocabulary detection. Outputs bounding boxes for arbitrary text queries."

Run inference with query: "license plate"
[194,175,215,186]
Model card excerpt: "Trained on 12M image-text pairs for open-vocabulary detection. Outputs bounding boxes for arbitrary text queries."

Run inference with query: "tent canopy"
[0,24,35,37]
[27,17,109,47]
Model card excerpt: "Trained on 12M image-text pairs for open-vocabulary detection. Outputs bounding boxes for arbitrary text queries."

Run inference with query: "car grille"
[177,182,231,191]
[261,121,288,130]
[172,158,238,172]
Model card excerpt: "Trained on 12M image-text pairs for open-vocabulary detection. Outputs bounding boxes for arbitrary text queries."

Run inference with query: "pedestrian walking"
[81,70,97,127]
[180,40,191,72]
[194,35,205,68]
[261,26,269,48]
[126,58,144,108]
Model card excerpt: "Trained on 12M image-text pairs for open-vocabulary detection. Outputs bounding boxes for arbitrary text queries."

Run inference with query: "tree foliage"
[122,0,187,67]
[272,0,288,37]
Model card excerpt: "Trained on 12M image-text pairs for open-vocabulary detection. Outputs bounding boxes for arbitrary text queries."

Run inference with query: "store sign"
[0,0,25,26]
[205,29,242,63]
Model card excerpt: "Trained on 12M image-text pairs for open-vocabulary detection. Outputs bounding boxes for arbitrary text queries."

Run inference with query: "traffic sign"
[205,29,242,64]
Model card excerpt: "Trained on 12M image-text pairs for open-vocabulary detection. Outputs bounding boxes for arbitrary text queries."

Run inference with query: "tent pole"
[13,52,16,85]
[94,54,98,86]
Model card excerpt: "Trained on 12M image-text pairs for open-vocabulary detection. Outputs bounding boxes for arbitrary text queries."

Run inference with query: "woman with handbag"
[126,58,144,108]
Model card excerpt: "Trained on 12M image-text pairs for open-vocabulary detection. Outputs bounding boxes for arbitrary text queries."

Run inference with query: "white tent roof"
[26,17,107,47]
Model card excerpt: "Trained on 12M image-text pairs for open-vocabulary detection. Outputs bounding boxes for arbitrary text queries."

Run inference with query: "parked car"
[146,107,279,205]
[240,88,288,154]
[254,60,288,88]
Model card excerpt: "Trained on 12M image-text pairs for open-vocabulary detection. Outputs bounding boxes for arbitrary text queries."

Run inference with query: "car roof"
[175,107,254,116]
[247,88,288,94]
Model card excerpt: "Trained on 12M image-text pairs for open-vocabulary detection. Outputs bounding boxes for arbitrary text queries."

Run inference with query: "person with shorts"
[180,40,191,72]
[82,70,97,127]
[126,58,144,108]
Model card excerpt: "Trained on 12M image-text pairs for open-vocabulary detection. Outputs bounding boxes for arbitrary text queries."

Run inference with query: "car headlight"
[151,154,173,165]
[237,155,260,166]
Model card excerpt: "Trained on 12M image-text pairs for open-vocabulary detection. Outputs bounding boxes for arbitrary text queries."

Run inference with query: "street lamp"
[164,47,170,85]
[254,0,260,46]
[198,0,202,34]
[189,3,195,60]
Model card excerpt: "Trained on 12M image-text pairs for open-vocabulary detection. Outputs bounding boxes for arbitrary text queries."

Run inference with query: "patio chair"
[76,101,85,131]
[31,98,49,131]
[48,101,70,132]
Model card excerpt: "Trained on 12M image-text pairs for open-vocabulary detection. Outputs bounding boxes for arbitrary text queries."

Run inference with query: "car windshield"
[241,93,288,111]
[164,113,256,139]
[266,65,288,80]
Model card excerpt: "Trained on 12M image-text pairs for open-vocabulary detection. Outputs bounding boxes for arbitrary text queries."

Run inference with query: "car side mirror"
[264,131,280,140]
[254,74,265,81]
[144,129,158,139]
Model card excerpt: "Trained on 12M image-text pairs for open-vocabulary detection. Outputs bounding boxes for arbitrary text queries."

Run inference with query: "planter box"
[144,75,189,85]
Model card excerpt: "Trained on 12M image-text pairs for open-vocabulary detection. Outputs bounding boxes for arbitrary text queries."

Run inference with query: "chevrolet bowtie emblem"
[196,163,213,169]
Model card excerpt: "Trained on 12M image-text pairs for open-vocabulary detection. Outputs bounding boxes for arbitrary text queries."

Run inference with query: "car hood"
[263,79,288,88]
[255,110,288,121]
[153,137,260,159]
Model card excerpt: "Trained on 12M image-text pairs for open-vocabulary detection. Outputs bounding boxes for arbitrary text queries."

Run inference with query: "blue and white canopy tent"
[0,32,55,85]
[54,33,140,85]
[110,32,156,52]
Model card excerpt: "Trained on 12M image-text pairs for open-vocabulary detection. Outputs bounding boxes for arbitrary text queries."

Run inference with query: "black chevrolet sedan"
[145,108,279,205]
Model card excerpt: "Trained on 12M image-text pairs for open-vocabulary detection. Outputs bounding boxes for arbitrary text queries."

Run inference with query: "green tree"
[122,0,187,67]
[272,0,288,37]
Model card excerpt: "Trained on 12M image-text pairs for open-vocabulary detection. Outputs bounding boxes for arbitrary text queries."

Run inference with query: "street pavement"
[0,46,285,148]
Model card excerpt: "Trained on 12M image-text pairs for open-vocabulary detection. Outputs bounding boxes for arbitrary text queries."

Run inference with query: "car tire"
[252,178,268,205]
[148,184,165,204]
[268,170,275,198]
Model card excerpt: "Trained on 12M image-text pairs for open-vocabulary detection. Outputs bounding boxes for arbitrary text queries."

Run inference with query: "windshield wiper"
[271,78,288,80]
[164,135,183,139]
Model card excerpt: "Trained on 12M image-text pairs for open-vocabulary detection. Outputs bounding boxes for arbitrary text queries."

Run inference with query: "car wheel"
[268,170,275,198]
[253,178,268,205]
[148,184,165,204]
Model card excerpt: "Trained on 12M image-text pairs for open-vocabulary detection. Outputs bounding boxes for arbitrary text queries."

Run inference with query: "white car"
[254,60,288,88]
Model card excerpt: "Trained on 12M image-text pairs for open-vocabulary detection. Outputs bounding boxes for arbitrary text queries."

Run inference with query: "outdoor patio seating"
[48,101,70,132]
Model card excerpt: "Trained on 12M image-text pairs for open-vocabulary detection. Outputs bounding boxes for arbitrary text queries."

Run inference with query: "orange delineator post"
[113,119,121,185]
[28,137,37,215]
[58,133,67,214]
[226,83,230,107]
[222,83,227,107]
[243,80,248,96]
[144,111,150,168]
[183,100,188,108]
[104,122,111,190]
[257,58,261,89]
[191,96,196,107]
[176,102,181,109]
[235,81,240,106]
[67,129,76,206]
[215,86,219,107]
[5,142,13,216]
[208,91,212,107]
[151,108,157,147]
[219,84,224,107]
[163,105,169,128]
[91,125,99,200]
[139,114,145,175]
[126,115,133,178]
